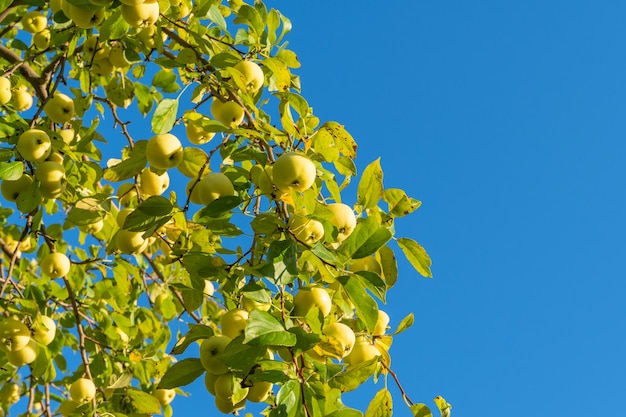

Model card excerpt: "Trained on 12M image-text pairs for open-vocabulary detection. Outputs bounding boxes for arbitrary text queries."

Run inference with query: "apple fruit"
[117,208,134,228]
[58,400,78,417]
[246,380,273,403]
[36,161,66,199]
[21,11,47,34]
[220,309,248,339]
[327,203,356,243]
[119,0,144,5]
[47,151,64,164]
[17,129,51,163]
[196,172,235,205]
[50,0,65,14]
[234,60,264,93]
[1,173,33,202]
[154,388,175,406]
[137,25,160,49]
[108,42,131,68]
[116,230,149,254]
[211,98,245,128]
[272,152,316,193]
[344,336,381,367]
[185,179,204,204]
[78,218,104,234]
[117,183,138,207]
[373,310,390,336]
[44,92,75,124]
[293,287,332,318]
[81,35,100,61]
[199,335,231,375]
[241,295,271,312]
[140,168,169,196]
[12,85,33,111]
[40,252,71,278]
[204,280,215,297]
[0,383,20,405]
[213,373,248,401]
[214,396,246,414]
[204,371,219,395]
[69,378,96,403]
[169,0,191,18]
[6,338,39,367]
[185,115,216,145]
[0,318,31,352]
[32,315,56,345]
[0,77,12,104]
[33,28,51,50]
[146,133,183,170]
[288,214,324,245]
[57,128,75,145]
[121,0,160,27]
[320,322,355,359]
[69,5,104,29]
[349,256,382,275]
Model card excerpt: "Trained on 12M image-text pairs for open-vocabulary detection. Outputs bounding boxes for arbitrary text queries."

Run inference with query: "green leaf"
[126,388,162,414]
[337,276,378,333]
[365,388,392,417]
[152,98,178,134]
[178,147,208,178]
[379,245,398,288]
[357,158,383,209]
[98,8,129,40]
[354,271,387,302]
[397,237,433,278]
[316,122,357,159]
[207,4,227,32]
[137,196,173,216]
[201,196,243,217]
[0,161,23,180]
[244,309,297,346]
[339,216,392,260]
[330,358,378,392]
[393,312,414,335]
[434,396,452,417]
[170,324,214,354]
[158,358,205,389]
[410,404,433,417]
[103,140,147,182]
[383,188,422,218]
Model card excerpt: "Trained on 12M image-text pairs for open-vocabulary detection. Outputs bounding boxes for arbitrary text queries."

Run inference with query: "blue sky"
[250,1,626,416]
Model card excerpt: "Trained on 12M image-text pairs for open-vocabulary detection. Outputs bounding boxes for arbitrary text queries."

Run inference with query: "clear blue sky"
[221,1,625,415]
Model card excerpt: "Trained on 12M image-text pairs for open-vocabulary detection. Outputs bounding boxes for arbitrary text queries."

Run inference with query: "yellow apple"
[139,168,169,196]
[137,25,160,49]
[272,152,316,193]
[69,5,104,29]
[12,86,33,111]
[214,373,248,402]
[246,380,272,403]
[119,0,144,5]
[40,252,71,278]
[349,256,382,275]
[6,339,39,367]
[344,336,381,367]
[169,0,191,18]
[220,309,248,339]
[204,371,219,395]
[21,11,47,34]
[117,183,138,207]
[50,0,65,14]
[241,295,271,312]
[57,128,75,145]
[116,230,149,254]
[1,173,33,202]
[234,60,264,93]
[121,0,160,27]
[293,287,332,318]
[185,115,216,145]
[327,203,356,243]
[108,42,131,68]
[211,98,245,128]
[0,383,20,405]
[288,214,324,245]
[36,161,66,199]
[214,396,246,414]
[17,129,51,163]
[199,335,231,375]
[78,218,104,234]
[69,378,96,403]
[0,77,12,104]
[320,322,355,359]
[0,317,31,352]
[196,172,235,205]
[154,388,175,406]
[32,315,57,345]
[373,310,390,336]
[47,151,64,164]
[33,28,51,50]
[91,57,114,76]
[44,92,75,124]
[185,178,204,204]
[146,133,183,170]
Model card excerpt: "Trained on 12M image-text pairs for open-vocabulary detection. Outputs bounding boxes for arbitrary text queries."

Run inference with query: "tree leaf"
[158,358,205,389]
[337,276,378,333]
[103,141,147,182]
[365,388,392,417]
[244,309,297,346]
[339,216,393,260]
[178,147,208,178]
[136,195,173,216]
[152,98,178,134]
[357,158,383,209]
[410,404,433,417]
[383,188,422,218]
[0,161,23,180]
[393,312,414,335]
[207,5,227,32]
[126,388,162,414]
[397,237,433,278]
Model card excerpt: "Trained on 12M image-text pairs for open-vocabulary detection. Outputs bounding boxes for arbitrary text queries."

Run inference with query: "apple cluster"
[0,315,56,368]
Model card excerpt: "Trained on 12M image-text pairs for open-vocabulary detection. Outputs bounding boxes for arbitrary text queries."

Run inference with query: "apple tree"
[0,0,451,416]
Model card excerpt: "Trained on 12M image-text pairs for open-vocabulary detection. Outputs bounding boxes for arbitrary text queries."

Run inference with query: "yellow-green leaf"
[397,237,432,278]
[365,388,392,417]
[357,158,383,209]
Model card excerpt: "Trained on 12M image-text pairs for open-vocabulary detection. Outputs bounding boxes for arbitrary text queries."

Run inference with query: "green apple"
[140,168,169,196]
[57,128,75,145]
[108,42,131,68]
[344,336,381,367]
[214,396,246,414]
[220,308,248,339]
[185,115,216,145]
[320,322,355,359]
[211,98,245,128]
[246,380,273,403]
[17,129,51,163]
[36,161,66,199]
[12,85,33,111]
[199,335,231,375]
[272,152,316,193]
[0,77,12,104]
[33,28,51,50]
[0,318,31,352]
[32,315,57,345]
[241,295,271,312]
[349,256,382,275]
[40,252,71,278]
[44,92,75,124]
[69,5,104,29]
[137,25,160,49]
[154,388,175,406]
[21,11,47,34]
[204,371,219,395]
[91,57,114,76]
[69,378,96,403]
[373,310,390,336]
[327,203,356,243]
[119,0,144,5]
[81,35,99,61]
[293,287,332,318]
[1,173,33,202]
[6,338,39,367]
[169,0,191,18]
[214,373,248,402]
[121,0,160,27]
[50,0,65,14]
[234,60,264,93]
[185,178,204,204]
[47,151,64,164]
[146,133,183,170]
[288,214,324,245]
[117,183,138,207]
[116,230,149,254]
[196,173,235,205]
[78,218,104,234]
[0,383,20,405]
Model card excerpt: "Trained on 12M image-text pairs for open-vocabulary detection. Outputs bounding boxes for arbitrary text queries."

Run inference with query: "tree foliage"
[0,0,448,416]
